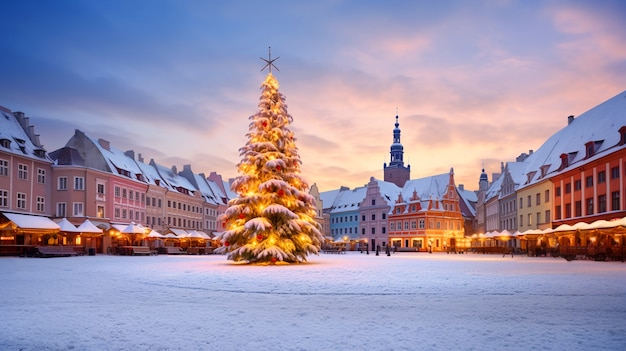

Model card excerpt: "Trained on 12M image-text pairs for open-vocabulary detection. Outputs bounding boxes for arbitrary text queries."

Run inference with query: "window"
[115,208,120,219]
[382,226,386,234]
[58,177,68,190]
[390,222,395,230]
[396,221,401,230]
[115,186,121,197]
[574,180,581,191]
[73,202,84,217]
[36,196,45,212]
[404,221,409,230]
[122,209,127,219]
[611,166,620,179]
[528,213,532,226]
[555,206,561,220]
[97,206,105,218]
[545,210,551,224]
[586,175,593,187]
[129,190,134,201]
[419,219,425,229]
[519,197,523,209]
[382,213,386,220]
[371,199,375,206]
[57,202,67,217]
[97,183,105,194]
[565,183,571,194]
[565,203,572,218]
[556,186,561,197]
[597,171,606,184]
[74,177,85,190]
[129,210,133,220]
[371,214,375,221]
[545,190,550,203]
[0,159,8,176]
[122,189,127,198]
[0,189,7,207]
[37,168,46,184]
[536,193,541,205]
[361,228,365,235]
[575,201,582,217]
[519,215,523,227]
[411,220,416,229]
[598,194,607,213]
[612,191,620,211]
[527,196,531,208]
[18,164,28,180]
[17,193,26,209]
[371,227,375,235]
[586,198,594,215]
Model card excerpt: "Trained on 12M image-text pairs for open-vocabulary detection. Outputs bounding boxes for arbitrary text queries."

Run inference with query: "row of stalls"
[469,216,626,261]
[0,212,218,256]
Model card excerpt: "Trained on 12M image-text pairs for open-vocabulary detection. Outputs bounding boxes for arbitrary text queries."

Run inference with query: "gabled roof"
[484,172,504,203]
[0,107,51,162]
[374,179,401,206]
[320,187,347,210]
[521,90,626,188]
[85,134,144,181]
[329,186,367,214]
[135,159,170,188]
[150,161,196,195]
[400,173,450,203]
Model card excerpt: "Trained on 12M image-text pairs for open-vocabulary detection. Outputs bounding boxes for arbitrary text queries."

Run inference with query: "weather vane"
[260,46,280,73]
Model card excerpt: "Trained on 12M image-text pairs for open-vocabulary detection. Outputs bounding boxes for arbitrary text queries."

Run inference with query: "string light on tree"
[216,48,323,264]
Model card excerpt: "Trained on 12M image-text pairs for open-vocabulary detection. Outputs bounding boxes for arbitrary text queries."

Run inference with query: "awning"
[169,228,189,237]
[2,212,60,230]
[56,218,81,233]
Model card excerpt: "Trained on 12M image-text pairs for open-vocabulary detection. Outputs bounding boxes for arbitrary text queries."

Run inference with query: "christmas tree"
[216,66,323,264]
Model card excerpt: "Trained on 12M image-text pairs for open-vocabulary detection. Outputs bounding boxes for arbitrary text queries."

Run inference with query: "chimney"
[458,184,465,191]
[568,115,575,125]
[138,153,144,163]
[124,150,135,160]
[98,138,110,151]
[171,165,177,174]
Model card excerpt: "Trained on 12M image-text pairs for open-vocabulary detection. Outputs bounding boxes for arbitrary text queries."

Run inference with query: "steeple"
[384,113,410,187]
[479,167,489,192]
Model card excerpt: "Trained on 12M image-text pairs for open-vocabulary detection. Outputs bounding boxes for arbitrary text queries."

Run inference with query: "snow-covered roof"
[457,187,477,217]
[87,135,144,181]
[484,172,504,202]
[0,107,52,163]
[330,187,367,214]
[374,179,401,205]
[150,161,196,195]
[401,173,450,200]
[135,159,170,188]
[320,188,345,210]
[521,90,626,188]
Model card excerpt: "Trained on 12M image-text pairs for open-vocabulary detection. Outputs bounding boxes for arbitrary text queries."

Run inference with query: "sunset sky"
[2,0,625,192]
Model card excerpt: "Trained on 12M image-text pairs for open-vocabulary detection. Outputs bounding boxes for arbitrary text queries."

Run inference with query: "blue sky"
[1,0,625,191]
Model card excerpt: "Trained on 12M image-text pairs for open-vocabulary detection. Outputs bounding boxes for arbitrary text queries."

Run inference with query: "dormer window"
[33,149,46,158]
[619,126,626,146]
[585,140,604,159]
[540,165,550,178]
[0,138,11,148]
[559,153,569,170]
[526,171,537,184]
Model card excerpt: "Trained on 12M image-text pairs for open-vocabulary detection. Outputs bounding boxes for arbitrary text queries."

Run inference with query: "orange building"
[388,169,465,252]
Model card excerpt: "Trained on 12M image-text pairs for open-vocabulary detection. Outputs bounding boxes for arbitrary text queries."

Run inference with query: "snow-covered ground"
[1,252,625,351]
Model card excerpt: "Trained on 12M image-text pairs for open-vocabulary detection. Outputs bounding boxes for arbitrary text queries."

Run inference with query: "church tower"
[383,114,410,187]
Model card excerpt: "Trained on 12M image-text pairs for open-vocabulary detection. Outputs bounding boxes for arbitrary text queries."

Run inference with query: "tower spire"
[383,112,410,187]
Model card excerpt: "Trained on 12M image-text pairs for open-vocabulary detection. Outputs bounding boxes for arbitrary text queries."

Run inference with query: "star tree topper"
[260,46,280,73]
